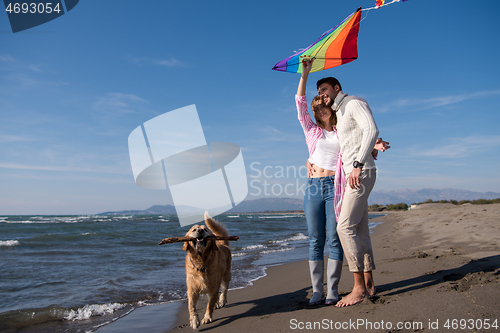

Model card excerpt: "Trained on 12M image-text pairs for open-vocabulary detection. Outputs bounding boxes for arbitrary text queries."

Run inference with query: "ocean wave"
[261,247,294,254]
[258,215,301,219]
[2,215,106,224]
[0,240,20,247]
[271,233,308,244]
[64,303,127,321]
[0,303,131,332]
[241,244,266,251]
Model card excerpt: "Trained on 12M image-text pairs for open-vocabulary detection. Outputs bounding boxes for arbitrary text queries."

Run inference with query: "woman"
[296,60,387,306]
[296,60,344,305]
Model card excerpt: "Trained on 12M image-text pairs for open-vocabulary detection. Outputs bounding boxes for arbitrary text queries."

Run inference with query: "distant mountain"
[228,197,303,213]
[98,204,177,216]
[98,188,500,215]
[369,188,500,205]
[97,198,303,215]
[97,204,201,216]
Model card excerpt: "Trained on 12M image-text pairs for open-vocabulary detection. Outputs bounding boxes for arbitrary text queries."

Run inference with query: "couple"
[296,60,389,307]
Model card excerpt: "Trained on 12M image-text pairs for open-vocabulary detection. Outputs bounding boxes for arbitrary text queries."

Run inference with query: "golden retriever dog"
[183,212,231,329]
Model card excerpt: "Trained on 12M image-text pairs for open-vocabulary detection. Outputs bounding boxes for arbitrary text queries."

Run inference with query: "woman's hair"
[311,95,337,128]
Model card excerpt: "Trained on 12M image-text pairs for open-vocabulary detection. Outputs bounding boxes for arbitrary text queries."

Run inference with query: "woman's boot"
[308,260,324,305]
[325,259,342,305]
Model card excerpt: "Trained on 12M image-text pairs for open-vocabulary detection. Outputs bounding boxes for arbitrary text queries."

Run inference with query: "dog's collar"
[190,257,206,273]
[190,254,214,273]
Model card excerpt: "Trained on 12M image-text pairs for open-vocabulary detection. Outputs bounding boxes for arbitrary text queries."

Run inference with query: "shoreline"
[97,203,500,332]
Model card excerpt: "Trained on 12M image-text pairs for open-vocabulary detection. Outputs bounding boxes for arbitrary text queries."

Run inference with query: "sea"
[0,213,383,333]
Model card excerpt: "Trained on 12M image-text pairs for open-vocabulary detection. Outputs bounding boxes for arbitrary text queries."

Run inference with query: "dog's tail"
[204,211,229,246]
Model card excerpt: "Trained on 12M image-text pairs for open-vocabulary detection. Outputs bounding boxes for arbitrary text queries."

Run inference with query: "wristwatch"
[353,161,364,169]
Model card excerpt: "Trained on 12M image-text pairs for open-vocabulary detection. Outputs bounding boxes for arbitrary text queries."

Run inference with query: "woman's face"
[314,104,332,123]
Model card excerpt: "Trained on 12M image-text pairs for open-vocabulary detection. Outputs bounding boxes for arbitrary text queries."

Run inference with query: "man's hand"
[348,167,362,189]
[307,159,316,178]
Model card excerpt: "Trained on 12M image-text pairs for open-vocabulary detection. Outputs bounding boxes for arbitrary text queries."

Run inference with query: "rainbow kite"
[272,8,362,74]
[272,1,409,74]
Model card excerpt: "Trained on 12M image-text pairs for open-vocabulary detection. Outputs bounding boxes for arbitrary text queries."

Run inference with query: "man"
[317,77,379,307]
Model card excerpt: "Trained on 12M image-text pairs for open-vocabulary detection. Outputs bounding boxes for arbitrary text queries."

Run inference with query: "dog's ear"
[182,242,190,251]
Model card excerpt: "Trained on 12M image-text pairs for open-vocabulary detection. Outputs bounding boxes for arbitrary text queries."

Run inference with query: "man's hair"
[316,77,342,91]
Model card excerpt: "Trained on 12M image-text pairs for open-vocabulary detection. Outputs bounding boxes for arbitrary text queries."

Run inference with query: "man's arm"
[350,99,379,164]
[347,99,379,189]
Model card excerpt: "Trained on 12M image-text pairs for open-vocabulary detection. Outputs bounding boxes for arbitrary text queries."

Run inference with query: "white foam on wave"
[0,240,20,247]
[271,232,308,244]
[242,244,266,251]
[261,247,294,254]
[258,215,299,219]
[64,302,127,321]
[4,216,91,224]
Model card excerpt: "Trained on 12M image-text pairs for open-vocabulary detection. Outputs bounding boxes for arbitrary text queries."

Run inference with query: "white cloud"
[0,54,15,62]
[156,58,183,67]
[0,135,33,143]
[92,92,148,115]
[129,56,184,68]
[413,135,500,158]
[265,126,282,134]
[0,162,129,175]
[0,54,45,73]
[378,89,500,113]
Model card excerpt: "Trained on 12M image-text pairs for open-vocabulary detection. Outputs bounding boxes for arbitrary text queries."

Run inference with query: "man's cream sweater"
[333,91,379,175]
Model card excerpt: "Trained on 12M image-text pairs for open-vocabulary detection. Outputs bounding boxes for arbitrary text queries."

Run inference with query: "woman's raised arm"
[296,59,313,96]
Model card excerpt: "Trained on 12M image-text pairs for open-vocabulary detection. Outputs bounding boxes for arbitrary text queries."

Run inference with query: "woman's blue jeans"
[303,176,343,261]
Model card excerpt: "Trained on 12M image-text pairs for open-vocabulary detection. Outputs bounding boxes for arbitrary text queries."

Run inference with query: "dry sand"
[99,203,500,332]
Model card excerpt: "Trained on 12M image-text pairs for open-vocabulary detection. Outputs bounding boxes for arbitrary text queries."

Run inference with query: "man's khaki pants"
[337,169,376,272]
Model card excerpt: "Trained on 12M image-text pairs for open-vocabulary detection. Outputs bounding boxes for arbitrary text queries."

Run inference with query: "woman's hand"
[307,159,316,178]
[297,59,314,96]
[374,138,390,152]
[302,59,313,76]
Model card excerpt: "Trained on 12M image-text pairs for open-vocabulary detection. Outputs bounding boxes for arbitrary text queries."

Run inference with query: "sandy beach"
[98,203,500,332]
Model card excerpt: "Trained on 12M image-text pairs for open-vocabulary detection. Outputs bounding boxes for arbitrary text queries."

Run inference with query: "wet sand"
[98,203,500,332]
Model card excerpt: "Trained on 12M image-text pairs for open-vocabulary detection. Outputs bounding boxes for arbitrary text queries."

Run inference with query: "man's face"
[318,83,339,107]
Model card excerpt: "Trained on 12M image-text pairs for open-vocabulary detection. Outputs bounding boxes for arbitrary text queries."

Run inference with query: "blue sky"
[1,0,500,215]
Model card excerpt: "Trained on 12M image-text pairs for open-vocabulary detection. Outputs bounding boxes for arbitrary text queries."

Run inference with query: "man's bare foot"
[335,289,366,307]
[365,280,376,296]
[364,271,376,296]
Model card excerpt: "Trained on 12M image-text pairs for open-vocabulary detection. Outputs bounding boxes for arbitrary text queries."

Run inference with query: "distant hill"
[97,198,303,215]
[98,188,500,215]
[369,188,500,205]
[98,204,177,216]
[228,197,303,213]
[97,204,200,216]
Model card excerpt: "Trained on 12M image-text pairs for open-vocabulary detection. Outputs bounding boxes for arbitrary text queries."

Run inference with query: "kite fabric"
[272,8,362,74]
